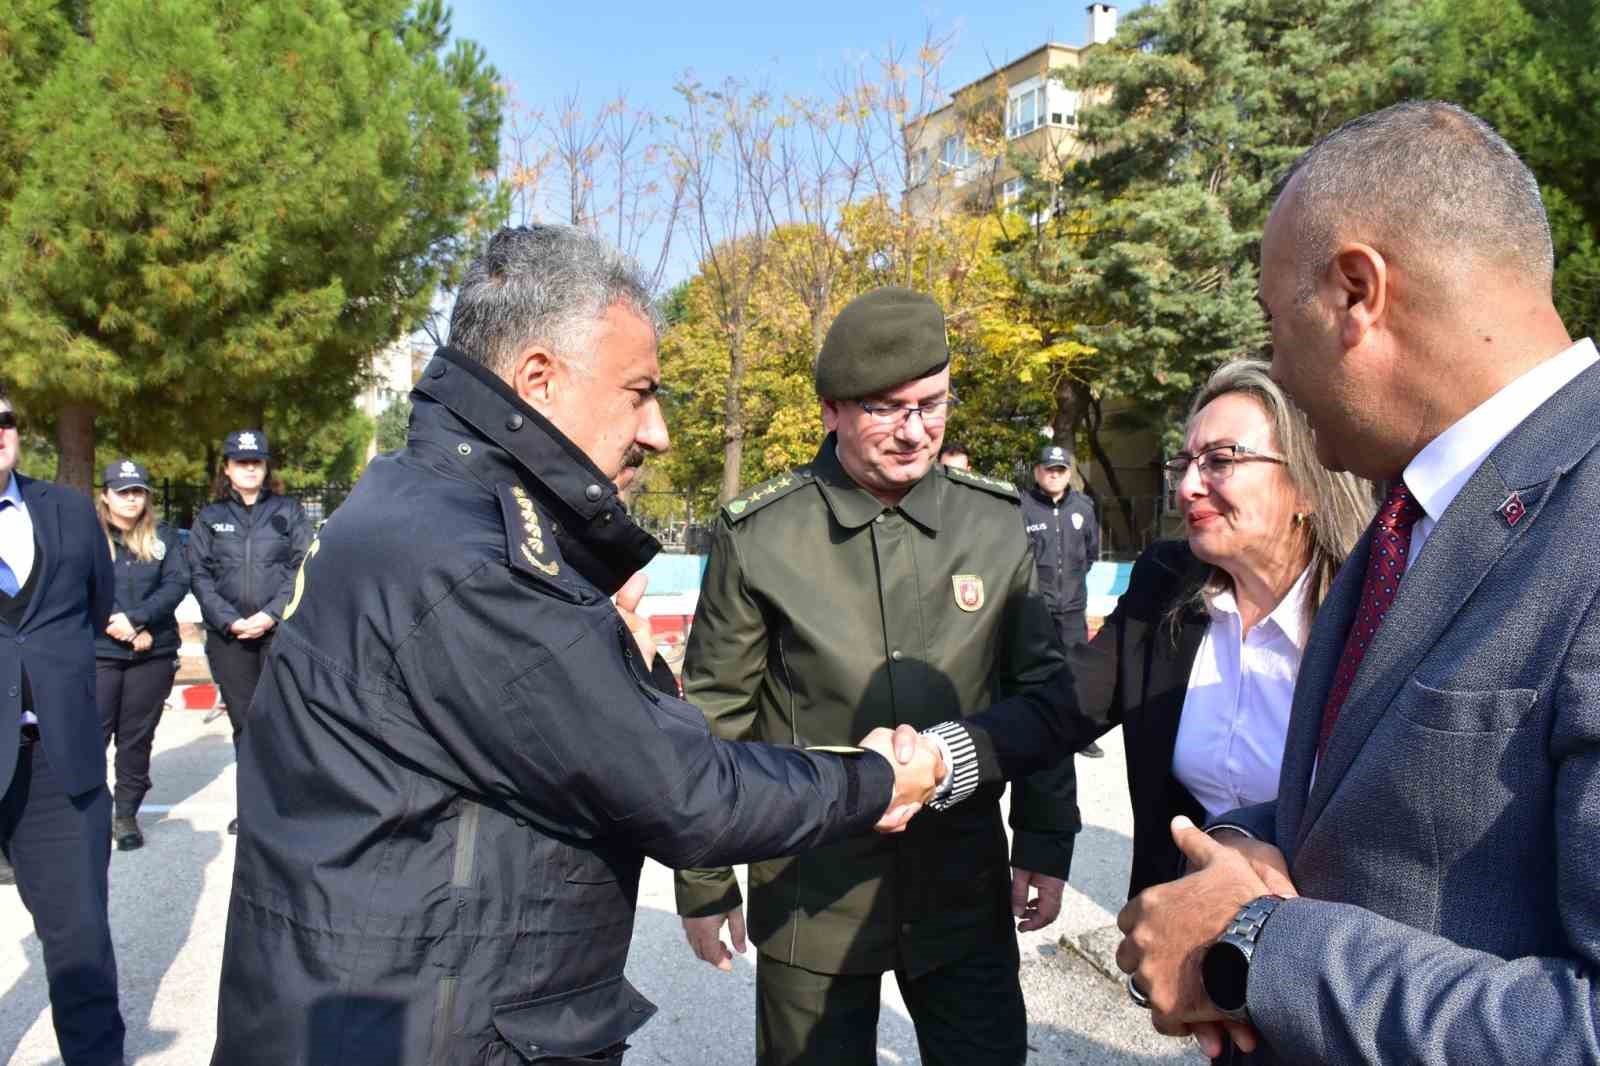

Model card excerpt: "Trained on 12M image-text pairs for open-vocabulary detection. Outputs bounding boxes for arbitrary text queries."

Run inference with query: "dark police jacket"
[95,523,188,661]
[1020,485,1098,615]
[0,476,113,798]
[211,346,895,1066]
[187,488,312,634]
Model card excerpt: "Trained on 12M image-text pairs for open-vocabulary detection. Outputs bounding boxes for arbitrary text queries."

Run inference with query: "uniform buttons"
[584,484,603,502]
[874,514,886,524]
[890,649,903,662]
[15,635,24,645]
[900,921,913,933]
[457,442,472,456]
[506,414,524,431]
[7,686,15,698]
[430,361,447,379]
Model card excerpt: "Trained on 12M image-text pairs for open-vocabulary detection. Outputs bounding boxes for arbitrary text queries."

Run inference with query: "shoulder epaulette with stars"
[723,469,812,523]
[944,465,1019,500]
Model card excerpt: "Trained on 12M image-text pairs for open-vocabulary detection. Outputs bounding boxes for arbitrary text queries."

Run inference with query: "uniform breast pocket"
[1397,677,1538,734]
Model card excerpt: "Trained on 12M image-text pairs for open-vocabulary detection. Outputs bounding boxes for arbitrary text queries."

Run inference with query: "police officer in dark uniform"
[675,288,1079,1066]
[94,459,189,851]
[1020,443,1104,756]
[209,226,942,1066]
[188,429,312,832]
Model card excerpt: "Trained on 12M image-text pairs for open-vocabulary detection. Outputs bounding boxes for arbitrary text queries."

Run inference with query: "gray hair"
[447,225,660,377]
[1278,101,1553,299]
[1181,359,1376,632]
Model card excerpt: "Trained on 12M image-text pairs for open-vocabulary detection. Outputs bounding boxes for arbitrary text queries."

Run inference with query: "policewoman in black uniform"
[94,459,189,851]
[187,430,311,833]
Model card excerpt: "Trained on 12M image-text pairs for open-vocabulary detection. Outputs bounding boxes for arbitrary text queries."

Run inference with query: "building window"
[1007,87,1045,139]
[941,134,965,169]
[1002,177,1026,206]
[939,134,981,185]
[910,147,929,185]
[1010,82,1079,137]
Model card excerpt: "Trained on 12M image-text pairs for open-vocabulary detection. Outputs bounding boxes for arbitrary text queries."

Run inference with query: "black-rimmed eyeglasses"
[855,393,959,428]
[1162,443,1285,489]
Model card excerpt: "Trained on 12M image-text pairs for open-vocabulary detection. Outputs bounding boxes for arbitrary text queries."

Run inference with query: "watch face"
[1202,939,1250,1015]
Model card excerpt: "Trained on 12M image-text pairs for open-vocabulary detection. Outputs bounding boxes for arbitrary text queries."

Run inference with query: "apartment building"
[902,3,1118,219]
[902,4,1180,554]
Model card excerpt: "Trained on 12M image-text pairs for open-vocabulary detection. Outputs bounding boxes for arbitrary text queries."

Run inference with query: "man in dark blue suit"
[0,382,126,1066]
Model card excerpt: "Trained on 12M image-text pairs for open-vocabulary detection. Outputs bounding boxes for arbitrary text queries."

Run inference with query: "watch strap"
[1205,894,1286,1021]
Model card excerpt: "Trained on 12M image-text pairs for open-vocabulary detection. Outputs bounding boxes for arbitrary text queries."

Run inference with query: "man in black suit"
[0,382,126,1066]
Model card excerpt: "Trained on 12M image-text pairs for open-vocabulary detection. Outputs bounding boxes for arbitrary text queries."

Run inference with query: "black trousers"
[1053,607,1088,650]
[96,656,177,818]
[1,729,126,1066]
[204,632,273,744]
[754,938,1026,1066]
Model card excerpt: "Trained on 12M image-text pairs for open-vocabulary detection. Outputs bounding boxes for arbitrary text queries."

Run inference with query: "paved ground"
[0,712,1202,1065]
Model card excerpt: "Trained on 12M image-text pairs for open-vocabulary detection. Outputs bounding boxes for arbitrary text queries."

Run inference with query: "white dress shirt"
[0,472,38,725]
[1406,338,1599,565]
[0,472,35,590]
[1172,566,1312,818]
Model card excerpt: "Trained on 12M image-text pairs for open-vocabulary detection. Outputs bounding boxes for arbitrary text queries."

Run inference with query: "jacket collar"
[410,345,659,594]
[811,434,942,533]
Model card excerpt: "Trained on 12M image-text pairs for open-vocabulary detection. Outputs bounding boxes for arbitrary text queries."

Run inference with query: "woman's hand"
[131,631,153,653]
[106,612,138,642]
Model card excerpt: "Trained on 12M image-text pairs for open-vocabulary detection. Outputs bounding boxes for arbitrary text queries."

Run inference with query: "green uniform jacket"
[674,436,1079,977]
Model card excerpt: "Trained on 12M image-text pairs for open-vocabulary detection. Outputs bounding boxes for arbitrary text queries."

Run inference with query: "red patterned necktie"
[1317,481,1425,759]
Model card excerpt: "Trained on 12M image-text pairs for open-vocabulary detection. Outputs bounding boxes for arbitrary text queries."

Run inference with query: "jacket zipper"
[240,500,254,616]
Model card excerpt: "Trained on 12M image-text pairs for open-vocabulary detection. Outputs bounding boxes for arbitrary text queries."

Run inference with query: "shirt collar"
[1405,337,1599,525]
[1205,564,1313,651]
[811,434,943,533]
[0,474,21,508]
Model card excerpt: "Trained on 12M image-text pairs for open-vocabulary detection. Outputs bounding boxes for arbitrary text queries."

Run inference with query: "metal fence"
[155,481,356,531]
[1093,494,1178,560]
[155,480,1174,561]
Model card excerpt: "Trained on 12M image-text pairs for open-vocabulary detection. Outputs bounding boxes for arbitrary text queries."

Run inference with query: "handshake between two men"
[858,725,947,833]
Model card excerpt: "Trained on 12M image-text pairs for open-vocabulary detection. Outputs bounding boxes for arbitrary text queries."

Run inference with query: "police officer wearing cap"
[94,459,188,851]
[209,226,942,1066]
[675,287,1079,1065]
[187,429,311,834]
[1020,443,1103,756]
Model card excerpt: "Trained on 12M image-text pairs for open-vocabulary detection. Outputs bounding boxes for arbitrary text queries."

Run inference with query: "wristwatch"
[1200,894,1286,1022]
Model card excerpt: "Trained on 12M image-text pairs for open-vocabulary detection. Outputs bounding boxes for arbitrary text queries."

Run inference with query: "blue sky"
[449,1,1120,116]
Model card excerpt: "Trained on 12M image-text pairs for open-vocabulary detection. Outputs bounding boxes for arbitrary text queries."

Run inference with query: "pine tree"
[0,0,504,489]
[1009,0,1426,529]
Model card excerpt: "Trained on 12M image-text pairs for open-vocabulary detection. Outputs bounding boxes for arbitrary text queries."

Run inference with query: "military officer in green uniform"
[674,287,1081,1065]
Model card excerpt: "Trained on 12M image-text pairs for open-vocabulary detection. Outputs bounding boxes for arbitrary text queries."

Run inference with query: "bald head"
[1278,101,1553,300]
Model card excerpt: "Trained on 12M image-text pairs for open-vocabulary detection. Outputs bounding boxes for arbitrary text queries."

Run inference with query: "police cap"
[1037,444,1072,469]
[103,458,151,492]
[224,429,270,461]
[814,287,950,400]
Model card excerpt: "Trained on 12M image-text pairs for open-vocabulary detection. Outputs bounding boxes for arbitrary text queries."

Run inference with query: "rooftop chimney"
[1088,3,1119,45]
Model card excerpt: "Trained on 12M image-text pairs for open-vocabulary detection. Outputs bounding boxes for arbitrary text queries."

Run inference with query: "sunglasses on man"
[0,411,16,431]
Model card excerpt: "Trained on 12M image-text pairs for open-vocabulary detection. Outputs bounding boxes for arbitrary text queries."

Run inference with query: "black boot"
[114,815,145,851]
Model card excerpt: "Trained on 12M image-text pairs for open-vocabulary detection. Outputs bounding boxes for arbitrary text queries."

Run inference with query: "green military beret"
[814,287,950,400]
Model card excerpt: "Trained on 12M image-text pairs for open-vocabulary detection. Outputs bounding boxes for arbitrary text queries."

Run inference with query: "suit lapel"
[1276,532,1368,855]
[18,476,59,631]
